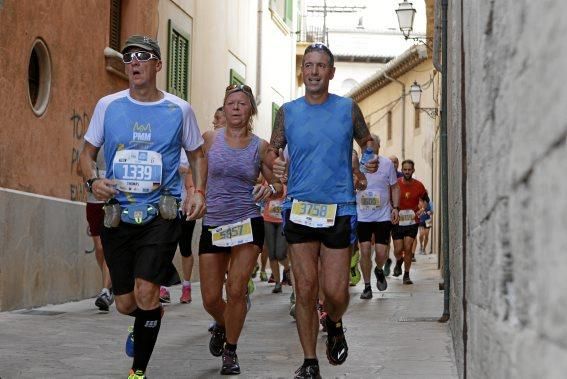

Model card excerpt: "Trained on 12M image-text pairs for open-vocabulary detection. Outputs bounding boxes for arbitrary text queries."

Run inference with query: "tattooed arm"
[352,101,378,173]
[352,101,373,149]
[268,107,288,179]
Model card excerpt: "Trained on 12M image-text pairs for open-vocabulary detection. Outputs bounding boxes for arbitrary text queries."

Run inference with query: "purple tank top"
[204,131,261,225]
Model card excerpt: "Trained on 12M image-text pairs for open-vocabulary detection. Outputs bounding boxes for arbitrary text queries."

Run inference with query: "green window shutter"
[167,20,190,101]
[285,0,293,26]
[230,69,245,86]
[272,103,280,130]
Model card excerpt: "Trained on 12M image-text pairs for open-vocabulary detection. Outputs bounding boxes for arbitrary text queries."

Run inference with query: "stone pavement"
[0,254,457,379]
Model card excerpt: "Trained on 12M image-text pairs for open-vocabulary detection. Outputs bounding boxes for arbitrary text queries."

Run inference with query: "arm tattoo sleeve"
[352,101,372,146]
[269,107,287,153]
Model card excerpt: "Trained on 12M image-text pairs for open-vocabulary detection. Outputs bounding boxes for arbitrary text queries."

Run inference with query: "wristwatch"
[85,178,100,193]
[268,184,277,194]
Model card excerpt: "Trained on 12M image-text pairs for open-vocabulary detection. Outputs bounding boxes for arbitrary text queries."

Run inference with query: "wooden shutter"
[167,20,190,100]
[109,0,121,51]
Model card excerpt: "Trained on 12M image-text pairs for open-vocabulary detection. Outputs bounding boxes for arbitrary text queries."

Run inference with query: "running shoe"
[374,267,388,291]
[412,255,417,262]
[290,291,296,305]
[251,263,259,279]
[289,303,296,319]
[125,326,135,358]
[350,248,360,268]
[294,363,322,379]
[272,282,282,293]
[349,250,361,286]
[267,273,275,283]
[260,271,269,282]
[247,278,255,295]
[403,272,414,285]
[393,261,403,277]
[282,269,292,286]
[419,248,426,255]
[220,348,240,375]
[180,285,192,303]
[319,311,328,332]
[383,258,392,277]
[326,326,348,365]
[159,287,171,303]
[360,287,373,300]
[95,288,114,312]
[349,265,361,286]
[128,369,146,379]
[209,324,226,357]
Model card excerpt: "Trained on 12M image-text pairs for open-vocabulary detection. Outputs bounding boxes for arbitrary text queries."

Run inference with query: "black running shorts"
[101,217,181,295]
[179,219,196,257]
[282,210,356,249]
[391,224,419,240]
[357,221,393,245]
[199,217,265,254]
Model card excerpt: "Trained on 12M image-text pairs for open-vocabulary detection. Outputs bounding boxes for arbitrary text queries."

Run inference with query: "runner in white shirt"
[356,135,400,299]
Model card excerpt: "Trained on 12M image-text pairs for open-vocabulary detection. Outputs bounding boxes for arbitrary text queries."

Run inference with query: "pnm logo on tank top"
[131,122,152,146]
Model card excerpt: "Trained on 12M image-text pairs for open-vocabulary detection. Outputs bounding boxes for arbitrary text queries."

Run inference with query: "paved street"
[0,254,457,379]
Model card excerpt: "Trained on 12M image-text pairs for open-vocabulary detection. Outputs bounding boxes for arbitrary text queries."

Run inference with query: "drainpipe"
[384,73,406,159]
[439,0,450,323]
[256,0,263,105]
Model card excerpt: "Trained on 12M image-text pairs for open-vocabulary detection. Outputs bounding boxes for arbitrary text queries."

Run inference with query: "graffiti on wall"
[69,109,90,201]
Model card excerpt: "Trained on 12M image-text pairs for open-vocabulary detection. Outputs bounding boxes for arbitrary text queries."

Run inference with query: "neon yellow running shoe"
[349,249,361,286]
[128,369,146,379]
[247,278,255,295]
[350,249,360,268]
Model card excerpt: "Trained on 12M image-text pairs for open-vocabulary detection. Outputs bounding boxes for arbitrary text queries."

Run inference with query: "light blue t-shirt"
[84,90,203,206]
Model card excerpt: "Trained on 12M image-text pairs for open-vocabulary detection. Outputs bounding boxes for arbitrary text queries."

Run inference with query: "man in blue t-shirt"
[270,43,377,378]
[79,35,206,379]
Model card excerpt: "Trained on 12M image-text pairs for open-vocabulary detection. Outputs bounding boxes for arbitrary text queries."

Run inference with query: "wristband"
[393,206,400,211]
[268,184,277,194]
[194,189,206,198]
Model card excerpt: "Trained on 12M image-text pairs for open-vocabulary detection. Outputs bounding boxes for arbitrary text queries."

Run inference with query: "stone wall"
[447,1,567,377]
[0,188,201,311]
[0,189,98,311]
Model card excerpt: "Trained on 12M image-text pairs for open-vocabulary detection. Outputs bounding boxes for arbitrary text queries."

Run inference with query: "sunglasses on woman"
[225,84,253,94]
[122,51,160,64]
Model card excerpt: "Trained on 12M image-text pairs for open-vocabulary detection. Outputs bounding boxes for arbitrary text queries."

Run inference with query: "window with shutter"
[109,0,121,51]
[272,103,280,130]
[229,69,245,86]
[167,20,190,101]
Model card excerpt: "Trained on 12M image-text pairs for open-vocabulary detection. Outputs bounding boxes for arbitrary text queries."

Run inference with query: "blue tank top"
[204,131,261,225]
[283,94,355,210]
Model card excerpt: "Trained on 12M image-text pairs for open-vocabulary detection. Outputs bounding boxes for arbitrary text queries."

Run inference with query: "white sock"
[182,280,191,287]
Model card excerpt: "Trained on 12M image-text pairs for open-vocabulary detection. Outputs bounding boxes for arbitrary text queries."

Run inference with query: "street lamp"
[395,0,416,39]
[409,81,437,118]
[395,0,432,49]
[409,81,422,104]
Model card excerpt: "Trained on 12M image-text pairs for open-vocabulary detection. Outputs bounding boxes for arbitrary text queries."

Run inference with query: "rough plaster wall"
[450,1,567,378]
[446,0,464,377]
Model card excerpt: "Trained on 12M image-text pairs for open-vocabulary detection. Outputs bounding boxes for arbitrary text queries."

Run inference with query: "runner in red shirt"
[391,160,429,284]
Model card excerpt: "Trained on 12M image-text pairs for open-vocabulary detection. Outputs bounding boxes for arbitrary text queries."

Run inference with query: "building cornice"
[345,45,428,102]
